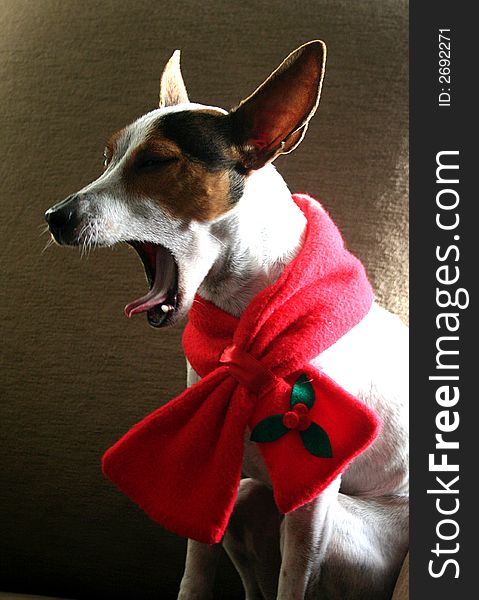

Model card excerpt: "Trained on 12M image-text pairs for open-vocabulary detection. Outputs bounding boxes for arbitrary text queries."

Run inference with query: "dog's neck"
[198,165,307,317]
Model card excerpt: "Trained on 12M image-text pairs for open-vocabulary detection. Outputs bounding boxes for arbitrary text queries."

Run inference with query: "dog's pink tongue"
[124,246,175,318]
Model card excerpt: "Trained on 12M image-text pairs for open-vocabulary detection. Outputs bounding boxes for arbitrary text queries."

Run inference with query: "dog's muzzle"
[45,194,84,245]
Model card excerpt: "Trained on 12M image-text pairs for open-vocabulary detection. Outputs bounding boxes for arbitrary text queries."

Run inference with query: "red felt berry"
[293,402,311,429]
[283,411,300,429]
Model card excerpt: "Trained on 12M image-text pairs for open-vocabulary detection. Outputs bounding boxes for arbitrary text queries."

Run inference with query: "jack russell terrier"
[45,41,409,600]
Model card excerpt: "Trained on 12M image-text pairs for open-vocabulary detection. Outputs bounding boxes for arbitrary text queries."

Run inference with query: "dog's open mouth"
[124,241,179,328]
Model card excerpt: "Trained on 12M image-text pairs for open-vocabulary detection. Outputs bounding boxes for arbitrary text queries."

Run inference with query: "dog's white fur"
[46,54,408,598]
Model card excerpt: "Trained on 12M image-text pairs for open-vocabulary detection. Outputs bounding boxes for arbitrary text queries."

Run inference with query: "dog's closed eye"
[136,155,178,171]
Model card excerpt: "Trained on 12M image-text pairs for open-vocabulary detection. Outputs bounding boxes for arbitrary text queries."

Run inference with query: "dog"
[45,41,408,600]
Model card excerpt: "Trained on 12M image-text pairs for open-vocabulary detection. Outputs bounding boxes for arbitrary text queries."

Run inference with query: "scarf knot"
[219,344,278,394]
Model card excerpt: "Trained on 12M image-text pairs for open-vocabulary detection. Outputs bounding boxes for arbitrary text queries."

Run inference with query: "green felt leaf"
[300,422,333,458]
[250,415,289,443]
[290,374,315,409]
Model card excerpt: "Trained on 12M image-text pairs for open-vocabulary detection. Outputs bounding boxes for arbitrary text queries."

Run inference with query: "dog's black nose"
[45,194,81,245]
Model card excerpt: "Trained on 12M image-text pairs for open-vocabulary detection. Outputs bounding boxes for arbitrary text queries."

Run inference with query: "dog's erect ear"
[159,50,190,108]
[230,40,326,170]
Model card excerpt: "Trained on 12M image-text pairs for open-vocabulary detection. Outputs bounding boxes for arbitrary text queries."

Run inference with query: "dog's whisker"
[210,233,227,248]
[41,237,55,254]
[93,221,101,251]
[78,230,85,257]
[88,228,95,257]
[77,222,93,258]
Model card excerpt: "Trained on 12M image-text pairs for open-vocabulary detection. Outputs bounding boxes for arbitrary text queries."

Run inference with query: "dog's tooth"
[161,304,170,313]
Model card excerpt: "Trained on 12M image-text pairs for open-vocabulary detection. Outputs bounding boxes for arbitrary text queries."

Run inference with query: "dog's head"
[45,41,326,327]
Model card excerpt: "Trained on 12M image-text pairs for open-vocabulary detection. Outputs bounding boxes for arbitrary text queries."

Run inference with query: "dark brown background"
[0,1,408,598]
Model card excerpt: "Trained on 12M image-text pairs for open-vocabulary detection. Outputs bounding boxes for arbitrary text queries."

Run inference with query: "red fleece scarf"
[102,194,380,544]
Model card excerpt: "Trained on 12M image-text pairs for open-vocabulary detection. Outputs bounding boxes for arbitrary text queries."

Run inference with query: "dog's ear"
[159,50,190,108]
[230,40,326,170]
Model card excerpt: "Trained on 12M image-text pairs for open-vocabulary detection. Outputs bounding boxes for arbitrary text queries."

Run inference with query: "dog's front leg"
[277,476,340,600]
[177,539,222,600]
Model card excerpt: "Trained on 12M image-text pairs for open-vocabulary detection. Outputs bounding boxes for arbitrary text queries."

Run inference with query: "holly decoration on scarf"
[250,374,333,458]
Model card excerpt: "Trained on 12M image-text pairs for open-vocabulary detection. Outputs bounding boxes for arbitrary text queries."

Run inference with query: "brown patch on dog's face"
[108,109,246,222]
[124,137,234,221]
